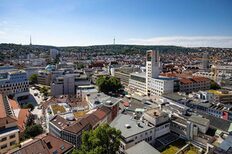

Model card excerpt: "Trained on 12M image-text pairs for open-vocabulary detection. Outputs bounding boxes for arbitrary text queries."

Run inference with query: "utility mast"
[30,35,32,46]
[113,37,115,45]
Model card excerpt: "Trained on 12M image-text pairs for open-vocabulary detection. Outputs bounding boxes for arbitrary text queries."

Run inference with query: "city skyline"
[0,0,232,47]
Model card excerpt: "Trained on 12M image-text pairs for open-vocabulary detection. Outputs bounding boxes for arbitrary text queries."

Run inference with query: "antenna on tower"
[30,35,32,46]
[113,37,115,45]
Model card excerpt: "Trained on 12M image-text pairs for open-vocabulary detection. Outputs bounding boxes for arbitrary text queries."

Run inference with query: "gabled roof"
[0,94,7,118]
[9,133,73,154]
[64,118,90,134]
[0,115,17,128]
[9,98,20,110]
[17,109,30,131]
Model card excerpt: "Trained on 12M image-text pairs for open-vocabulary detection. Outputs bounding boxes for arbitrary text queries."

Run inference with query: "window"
[1,137,7,142]
[10,141,16,146]
[1,144,7,149]
[10,134,15,139]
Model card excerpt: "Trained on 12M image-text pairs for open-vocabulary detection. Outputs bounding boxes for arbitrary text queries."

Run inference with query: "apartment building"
[114,66,140,87]
[0,70,29,96]
[208,90,232,104]
[161,73,211,93]
[9,133,73,154]
[0,116,20,154]
[110,114,155,154]
[49,106,111,148]
[51,73,91,96]
[0,95,19,153]
[143,108,170,139]
[179,77,210,93]
[128,72,147,95]
[37,70,52,85]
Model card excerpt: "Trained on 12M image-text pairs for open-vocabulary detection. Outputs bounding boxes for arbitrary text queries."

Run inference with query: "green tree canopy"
[73,124,121,154]
[40,86,49,96]
[23,124,43,140]
[210,80,221,90]
[29,74,38,84]
[23,103,34,111]
[96,76,122,94]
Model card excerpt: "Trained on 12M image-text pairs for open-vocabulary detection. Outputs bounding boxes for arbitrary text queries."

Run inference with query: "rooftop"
[219,134,232,152]
[51,104,66,114]
[145,108,168,118]
[208,90,232,96]
[125,141,160,154]
[17,109,30,131]
[188,115,209,126]
[110,114,154,138]
[130,72,146,78]
[50,115,70,130]
[0,94,7,118]
[9,133,73,154]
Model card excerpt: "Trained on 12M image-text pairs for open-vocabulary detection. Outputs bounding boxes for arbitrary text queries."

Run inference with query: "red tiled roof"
[8,133,73,154]
[93,109,106,120]
[180,78,193,84]
[17,109,30,131]
[192,76,209,82]
[0,94,7,118]
[0,115,17,128]
[9,99,20,110]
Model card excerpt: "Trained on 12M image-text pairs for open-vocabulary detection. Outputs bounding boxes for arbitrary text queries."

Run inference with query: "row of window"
[0,134,15,142]
[0,140,16,149]
[1,81,29,88]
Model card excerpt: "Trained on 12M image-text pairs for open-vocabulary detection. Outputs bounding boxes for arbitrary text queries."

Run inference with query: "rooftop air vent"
[106,100,113,105]
[125,124,131,129]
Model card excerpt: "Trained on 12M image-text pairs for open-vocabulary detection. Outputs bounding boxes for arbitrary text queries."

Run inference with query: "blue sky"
[0,0,232,47]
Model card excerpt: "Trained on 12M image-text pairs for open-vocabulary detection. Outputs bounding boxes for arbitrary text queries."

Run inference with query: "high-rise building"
[146,50,174,96]
[202,52,209,70]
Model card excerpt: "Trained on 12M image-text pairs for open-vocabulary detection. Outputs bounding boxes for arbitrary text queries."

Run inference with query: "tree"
[23,124,43,140]
[29,74,38,84]
[23,103,34,111]
[210,80,221,90]
[73,124,121,154]
[96,76,122,94]
[40,86,49,96]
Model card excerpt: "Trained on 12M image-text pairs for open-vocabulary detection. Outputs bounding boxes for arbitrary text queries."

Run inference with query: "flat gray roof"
[188,115,209,126]
[130,72,146,78]
[110,114,154,138]
[125,141,160,154]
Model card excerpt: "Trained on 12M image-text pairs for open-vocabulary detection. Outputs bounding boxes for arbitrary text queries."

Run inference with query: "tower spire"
[113,37,115,45]
[30,35,32,46]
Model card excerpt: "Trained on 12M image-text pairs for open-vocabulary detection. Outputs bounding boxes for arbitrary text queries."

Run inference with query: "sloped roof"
[9,133,73,154]
[0,94,7,118]
[0,115,17,128]
[17,109,30,131]
[9,99,20,110]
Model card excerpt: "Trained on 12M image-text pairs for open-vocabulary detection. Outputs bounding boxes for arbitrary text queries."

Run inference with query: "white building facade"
[146,50,174,96]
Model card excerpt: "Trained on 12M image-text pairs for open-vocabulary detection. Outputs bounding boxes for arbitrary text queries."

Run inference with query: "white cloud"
[126,36,232,48]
